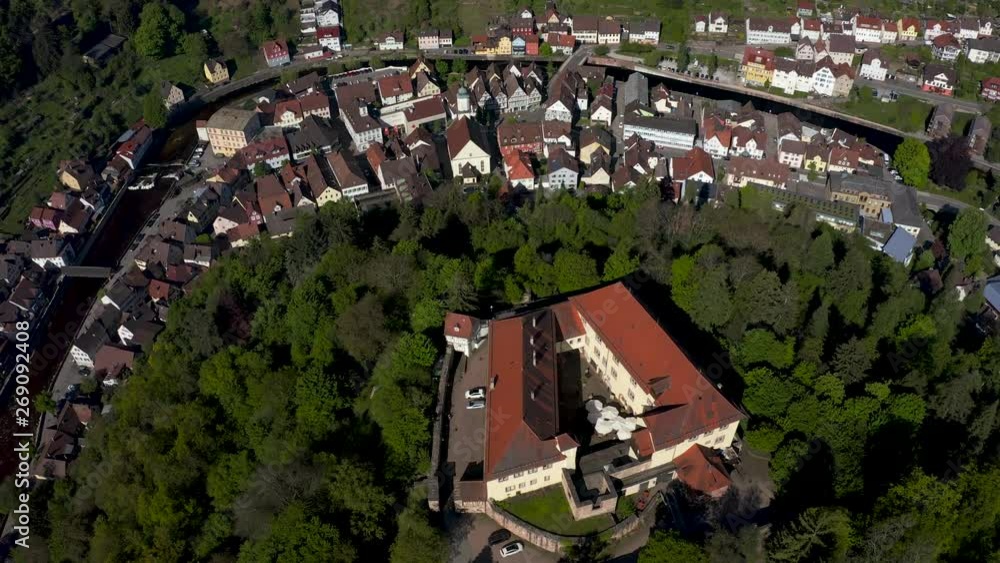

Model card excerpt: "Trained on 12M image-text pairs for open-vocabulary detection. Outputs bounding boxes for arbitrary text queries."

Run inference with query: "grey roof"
[623,113,698,135]
[968,37,1000,53]
[985,277,1000,312]
[882,228,917,264]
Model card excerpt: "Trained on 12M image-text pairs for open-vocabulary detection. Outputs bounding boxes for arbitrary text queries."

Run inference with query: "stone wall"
[427,347,454,511]
[485,501,567,553]
[560,469,618,521]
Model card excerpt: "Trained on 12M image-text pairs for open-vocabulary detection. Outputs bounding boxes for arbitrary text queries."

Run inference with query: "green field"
[836,94,934,134]
[499,486,615,536]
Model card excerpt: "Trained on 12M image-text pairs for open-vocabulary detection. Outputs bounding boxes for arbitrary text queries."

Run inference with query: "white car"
[500,542,523,557]
[467,400,486,410]
[465,387,486,400]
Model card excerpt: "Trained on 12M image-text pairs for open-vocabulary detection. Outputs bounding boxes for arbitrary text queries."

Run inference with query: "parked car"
[488,529,512,546]
[465,387,486,400]
[500,542,524,558]
[467,399,486,410]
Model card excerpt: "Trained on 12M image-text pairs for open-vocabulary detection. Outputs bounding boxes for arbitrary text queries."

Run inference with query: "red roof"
[932,33,960,49]
[444,312,476,339]
[983,76,1000,90]
[547,33,576,48]
[274,99,303,120]
[148,279,174,301]
[569,284,744,450]
[674,445,731,497]
[261,39,289,60]
[317,26,341,39]
[377,73,414,101]
[742,47,775,71]
[702,115,732,147]
[671,147,714,181]
[503,150,535,181]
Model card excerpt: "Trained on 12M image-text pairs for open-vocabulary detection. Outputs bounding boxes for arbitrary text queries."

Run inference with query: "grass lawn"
[951,111,975,136]
[499,485,615,536]
[836,94,933,133]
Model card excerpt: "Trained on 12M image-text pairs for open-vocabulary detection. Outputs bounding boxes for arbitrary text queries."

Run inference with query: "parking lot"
[446,343,489,484]
[446,513,557,563]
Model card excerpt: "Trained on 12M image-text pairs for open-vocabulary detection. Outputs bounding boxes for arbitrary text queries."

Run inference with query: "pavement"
[855,77,987,112]
[917,191,1000,228]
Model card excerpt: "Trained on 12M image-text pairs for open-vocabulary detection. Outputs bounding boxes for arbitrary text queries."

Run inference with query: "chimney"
[491,374,498,389]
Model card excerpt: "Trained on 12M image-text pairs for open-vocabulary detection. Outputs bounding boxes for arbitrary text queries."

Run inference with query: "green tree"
[677,43,691,72]
[894,138,931,188]
[434,59,449,76]
[947,208,988,270]
[540,43,554,56]
[640,530,706,563]
[142,91,168,128]
[182,32,209,61]
[238,503,356,563]
[133,2,185,58]
[452,57,467,74]
[553,250,600,293]
[389,489,447,563]
[769,507,851,562]
[34,393,57,414]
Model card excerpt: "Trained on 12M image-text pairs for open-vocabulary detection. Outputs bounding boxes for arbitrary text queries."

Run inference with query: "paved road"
[917,191,1000,228]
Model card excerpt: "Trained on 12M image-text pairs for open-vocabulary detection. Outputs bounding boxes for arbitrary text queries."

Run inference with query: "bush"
[594,45,609,56]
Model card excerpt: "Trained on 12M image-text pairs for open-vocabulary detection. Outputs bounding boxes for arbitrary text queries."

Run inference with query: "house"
[622,114,697,151]
[590,95,614,126]
[118,319,163,351]
[923,19,957,42]
[415,71,441,98]
[626,19,660,44]
[729,126,767,159]
[778,139,806,168]
[897,17,920,41]
[340,100,383,150]
[670,147,715,201]
[443,312,485,355]
[94,344,136,385]
[581,149,612,187]
[967,116,992,156]
[255,175,292,216]
[881,20,898,43]
[987,277,1000,315]
[261,39,290,67]
[573,15,600,43]
[114,120,154,170]
[544,91,575,122]
[922,64,957,96]
[958,17,983,40]
[326,152,370,199]
[829,174,926,236]
[825,34,856,65]
[377,74,415,105]
[503,150,536,190]
[852,15,884,44]
[82,33,125,66]
[417,29,453,50]
[932,34,962,62]
[982,77,1000,101]
[235,135,291,171]
[702,115,732,158]
[579,127,613,163]
[771,58,813,95]
[827,146,859,173]
[547,32,576,55]
[859,50,888,81]
[803,142,828,172]
[542,120,573,152]
[987,225,1000,252]
[796,0,815,17]
[745,17,799,44]
[376,31,405,50]
[317,26,342,51]
[316,4,341,27]
[927,103,955,137]
[546,146,579,189]
[619,72,649,109]
[447,117,491,178]
[801,18,823,42]
[204,59,230,84]
[457,283,743,509]
[967,38,1000,64]
[882,227,917,265]
[725,156,790,188]
[696,13,729,34]
[299,92,331,120]
[57,160,96,191]
[402,95,447,135]
[498,121,544,157]
[812,57,855,97]
[70,314,114,369]
[741,47,775,86]
[206,108,262,157]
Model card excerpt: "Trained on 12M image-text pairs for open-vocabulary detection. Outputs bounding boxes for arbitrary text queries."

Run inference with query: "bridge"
[60,266,114,278]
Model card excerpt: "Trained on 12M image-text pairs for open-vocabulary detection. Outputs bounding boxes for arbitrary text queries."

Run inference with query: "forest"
[10,177,999,562]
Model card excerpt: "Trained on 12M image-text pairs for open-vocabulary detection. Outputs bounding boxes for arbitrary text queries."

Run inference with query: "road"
[916,191,1000,228]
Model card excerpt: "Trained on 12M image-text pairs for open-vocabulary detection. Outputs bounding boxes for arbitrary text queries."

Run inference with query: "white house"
[317,26,342,51]
[317,6,340,27]
[447,116,491,178]
[544,93,575,122]
[376,31,405,50]
[746,17,799,44]
[622,114,697,151]
[851,15,883,44]
[859,50,888,81]
[967,38,1000,64]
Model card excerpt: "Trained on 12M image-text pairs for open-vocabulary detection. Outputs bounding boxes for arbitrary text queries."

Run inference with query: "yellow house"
[496,36,512,56]
[740,47,775,86]
[475,40,498,55]
[896,18,920,41]
[204,59,230,84]
[803,147,828,173]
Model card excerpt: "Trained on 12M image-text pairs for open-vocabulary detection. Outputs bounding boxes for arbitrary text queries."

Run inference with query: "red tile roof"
[742,47,775,71]
[674,444,731,496]
[377,73,414,100]
[444,312,476,339]
[671,147,714,181]
[261,39,289,60]
[503,150,535,181]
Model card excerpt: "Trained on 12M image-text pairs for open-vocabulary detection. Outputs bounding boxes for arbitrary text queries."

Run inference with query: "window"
[518,482,526,489]
[528,467,538,474]
[506,486,515,492]
[544,475,551,482]
[529,479,537,486]
[543,463,551,469]
[628,390,635,401]
[715,435,725,445]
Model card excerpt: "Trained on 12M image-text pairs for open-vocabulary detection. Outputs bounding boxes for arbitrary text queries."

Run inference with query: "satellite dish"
[587,412,601,424]
[586,399,603,413]
[623,418,637,431]
[595,419,614,435]
[616,429,632,441]
[601,406,619,417]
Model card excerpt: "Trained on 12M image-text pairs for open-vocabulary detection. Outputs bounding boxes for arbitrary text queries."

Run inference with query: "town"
[2,0,1000,561]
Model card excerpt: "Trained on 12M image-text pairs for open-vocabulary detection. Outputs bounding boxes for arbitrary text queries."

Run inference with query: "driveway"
[446,512,558,563]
